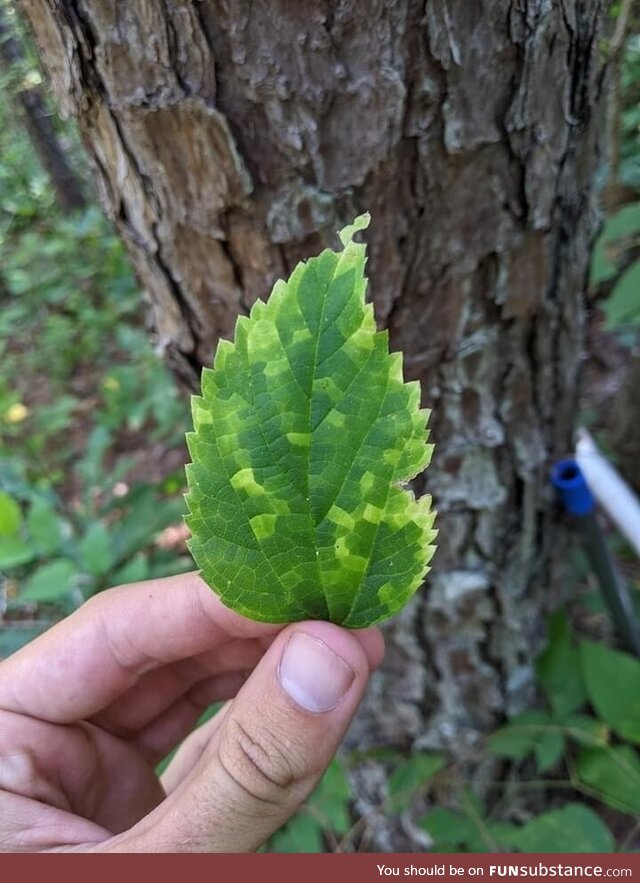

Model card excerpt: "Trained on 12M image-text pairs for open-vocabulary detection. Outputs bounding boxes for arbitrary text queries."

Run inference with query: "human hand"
[0,572,383,852]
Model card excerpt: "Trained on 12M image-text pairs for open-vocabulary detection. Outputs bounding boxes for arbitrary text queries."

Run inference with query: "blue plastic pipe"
[552,458,640,657]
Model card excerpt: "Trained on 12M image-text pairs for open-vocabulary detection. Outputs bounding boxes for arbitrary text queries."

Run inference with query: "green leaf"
[576,746,640,814]
[20,559,79,603]
[308,759,351,835]
[420,808,472,847]
[604,261,640,329]
[511,804,614,853]
[387,753,446,811]
[537,612,586,716]
[580,640,640,744]
[600,202,640,243]
[487,822,522,851]
[26,500,62,555]
[590,242,617,285]
[0,491,22,536]
[268,811,324,853]
[591,203,640,287]
[268,759,351,853]
[419,808,518,853]
[0,535,35,568]
[534,729,565,773]
[111,554,150,586]
[110,487,185,563]
[488,711,553,760]
[561,714,609,748]
[186,214,436,626]
[78,522,114,577]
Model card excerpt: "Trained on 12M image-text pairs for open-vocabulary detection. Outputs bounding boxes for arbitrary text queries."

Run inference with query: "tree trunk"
[0,2,86,214]
[22,0,606,847]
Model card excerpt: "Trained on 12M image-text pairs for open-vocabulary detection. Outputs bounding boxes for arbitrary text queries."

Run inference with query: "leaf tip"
[338,213,371,247]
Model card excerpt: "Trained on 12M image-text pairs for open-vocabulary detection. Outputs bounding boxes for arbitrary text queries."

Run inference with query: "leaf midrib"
[304,258,337,618]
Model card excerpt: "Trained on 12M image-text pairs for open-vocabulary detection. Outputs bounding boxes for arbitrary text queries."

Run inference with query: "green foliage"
[21,559,79,604]
[268,752,447,853]
[604,260,640,329]
[489,615,611,776]
[26,499,62,555]
[420,807,514,853]
[187,214,436,627]
[0,58,190,641]
[0,490,22,535]
[387,753,446,812]
[417,614,640,855]
[576,745,640,814]
[619,34,640,189]
[592,202,640,285]
[580,640,640,744]
[591,201,640,337]
[0,485,188,613]
[536,612,586,717]
[78,522,115,577]
[489,712,564,772]
[267,760,352,853]
[421,799,614,855]
[510,804,614,854]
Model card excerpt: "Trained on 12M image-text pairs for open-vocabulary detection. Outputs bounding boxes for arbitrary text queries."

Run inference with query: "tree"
[22,0,606,845]
[0,1,85,213]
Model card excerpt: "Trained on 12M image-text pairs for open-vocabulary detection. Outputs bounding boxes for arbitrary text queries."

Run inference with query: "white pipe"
[576,428,640,558]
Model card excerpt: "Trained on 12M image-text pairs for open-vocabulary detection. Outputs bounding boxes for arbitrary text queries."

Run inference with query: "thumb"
[108,622,381,853]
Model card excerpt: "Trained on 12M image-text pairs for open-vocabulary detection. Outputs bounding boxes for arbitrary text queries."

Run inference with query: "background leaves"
[580,641,640,744]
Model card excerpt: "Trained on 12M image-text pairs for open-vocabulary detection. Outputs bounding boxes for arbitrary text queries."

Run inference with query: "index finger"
[0,572,280,724]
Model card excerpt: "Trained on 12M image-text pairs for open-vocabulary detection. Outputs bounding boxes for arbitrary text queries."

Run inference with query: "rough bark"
[22,0,605,848]
[0,3,85,213]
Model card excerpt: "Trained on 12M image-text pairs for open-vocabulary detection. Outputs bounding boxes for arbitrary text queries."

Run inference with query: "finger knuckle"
[218,716,302,807]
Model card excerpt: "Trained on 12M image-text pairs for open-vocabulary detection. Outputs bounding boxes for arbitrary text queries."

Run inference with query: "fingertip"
[352,627,385,671]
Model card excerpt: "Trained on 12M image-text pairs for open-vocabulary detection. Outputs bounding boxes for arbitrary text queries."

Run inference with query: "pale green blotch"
[338,550,368,576]
[250,513,278,540]
[271,497,292,515]
[217,431,244,459]
[324,410,347,428]
[213,338,234,370]
[247,318,278,362]
[360,471,377,494]
[327,504,356,532]
[264,360,289,381]
[292,327,313,344]
[383,447,401,467]
[287,432,311,448]
[192,398,213,425]
[362,503,383,524]
[230,467,264,496]
[340,320,375,363]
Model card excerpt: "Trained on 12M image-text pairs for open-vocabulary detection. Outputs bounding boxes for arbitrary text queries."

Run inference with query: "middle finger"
[89,637,271,737]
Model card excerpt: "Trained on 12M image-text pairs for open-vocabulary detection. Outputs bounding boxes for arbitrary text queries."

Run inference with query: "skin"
[0,572,384,852]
